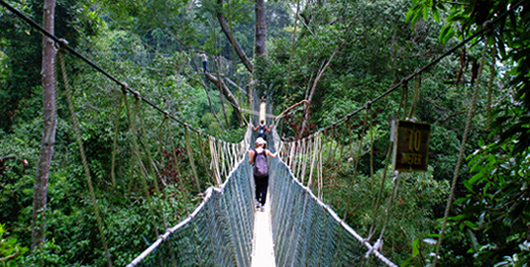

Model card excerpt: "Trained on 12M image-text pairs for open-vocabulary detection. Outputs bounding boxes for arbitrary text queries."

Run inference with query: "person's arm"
[266,150,277,158]
[248,150,255,164]
[252,124,259,131]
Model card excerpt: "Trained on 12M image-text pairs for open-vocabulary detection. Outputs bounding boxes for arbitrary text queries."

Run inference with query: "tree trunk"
[31,0,57,251]
[255,0,266,56]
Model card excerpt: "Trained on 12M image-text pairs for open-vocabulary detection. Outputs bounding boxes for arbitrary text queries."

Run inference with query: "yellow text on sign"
[393,120,431,172]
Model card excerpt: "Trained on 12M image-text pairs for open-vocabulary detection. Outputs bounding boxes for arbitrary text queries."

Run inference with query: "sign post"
[392,120,431,172]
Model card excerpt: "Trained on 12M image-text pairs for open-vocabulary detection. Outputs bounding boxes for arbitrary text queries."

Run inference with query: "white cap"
[255,137,266,145]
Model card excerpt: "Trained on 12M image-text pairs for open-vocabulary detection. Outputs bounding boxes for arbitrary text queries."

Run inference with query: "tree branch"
[216,0,253,73]
[204,72,244,125]
[224,77,248,97]
[0,252,19,262]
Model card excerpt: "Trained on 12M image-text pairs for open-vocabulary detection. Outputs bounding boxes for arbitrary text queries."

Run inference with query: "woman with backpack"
[248,137,277,212]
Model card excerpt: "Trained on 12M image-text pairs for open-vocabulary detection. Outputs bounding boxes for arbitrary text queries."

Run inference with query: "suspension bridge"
[1,1,516,266]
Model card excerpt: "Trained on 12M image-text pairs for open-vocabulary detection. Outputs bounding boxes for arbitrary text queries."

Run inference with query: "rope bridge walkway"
[1,1,519,266]
[126,127,396,266]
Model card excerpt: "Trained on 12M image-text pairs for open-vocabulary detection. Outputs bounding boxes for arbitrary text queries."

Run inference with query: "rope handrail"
[270,130,398,266]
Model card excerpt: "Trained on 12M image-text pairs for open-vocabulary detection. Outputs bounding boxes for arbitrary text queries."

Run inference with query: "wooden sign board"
[392,120,431,172]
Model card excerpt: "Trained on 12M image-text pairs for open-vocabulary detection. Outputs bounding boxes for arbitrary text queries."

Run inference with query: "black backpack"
[257,125,266,136]
[253,150,268,178]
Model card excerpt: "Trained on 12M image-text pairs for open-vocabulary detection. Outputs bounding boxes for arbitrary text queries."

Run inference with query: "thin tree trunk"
[32,0,56,251]
[216,0,253,73]
[299,45,342,137]
[255,0,266,56]
[200,78,226,131]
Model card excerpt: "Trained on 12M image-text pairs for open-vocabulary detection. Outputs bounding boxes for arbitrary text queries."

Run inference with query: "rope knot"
[365,238,384,259]
[401,79,408,88]
[483,20,494,35]
[120,82,128,94]
[366,101,372,109]
[133,91,141,99]
[57,38,69,47]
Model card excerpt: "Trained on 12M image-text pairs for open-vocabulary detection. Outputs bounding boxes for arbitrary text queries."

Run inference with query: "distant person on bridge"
[248,137,277,212]
[198,51,208,73]
[253,120,271,141]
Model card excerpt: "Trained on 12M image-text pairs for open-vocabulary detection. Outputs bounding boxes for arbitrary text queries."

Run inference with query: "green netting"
[129,128,397,267]
[268,155,397,267]
[127,153,254,267]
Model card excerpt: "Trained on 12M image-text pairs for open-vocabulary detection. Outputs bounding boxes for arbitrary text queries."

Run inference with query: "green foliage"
[408,0,530,152]
[0,0,101,132]
[1,0,528,265]
[437,105,530,266]
[0,224,28,267]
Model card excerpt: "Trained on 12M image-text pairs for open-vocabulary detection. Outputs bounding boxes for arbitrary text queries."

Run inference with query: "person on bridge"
[248,137,277,212]
[253,120,271,141]
[198,51,208,73]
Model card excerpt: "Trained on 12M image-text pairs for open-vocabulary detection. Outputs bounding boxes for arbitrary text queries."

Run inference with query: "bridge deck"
[251,202,276,267]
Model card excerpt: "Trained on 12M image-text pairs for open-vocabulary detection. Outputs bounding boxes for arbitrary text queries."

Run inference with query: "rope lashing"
[196,132,211,185]
[399,80,408,120]
[57,48,112,266]
[368,103,375,192]
[365,238,384,259]
[124,93,160,238]
[185,126,201,193]
[407,73,422,120]
[110,91,124,188]
[368,141,394,240]
[136,106,170,231]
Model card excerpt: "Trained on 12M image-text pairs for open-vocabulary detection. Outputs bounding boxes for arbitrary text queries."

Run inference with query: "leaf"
[433,8,441,23]
[411,9,423,30]
[439,24,451,43]
[423,5,430,21]
[464,220,477,229]
[441,26,455,44]
[412,238,420,256]
[406,7,416,22]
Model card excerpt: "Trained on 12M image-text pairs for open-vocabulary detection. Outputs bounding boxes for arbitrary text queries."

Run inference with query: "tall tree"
[31,0,56,251]
[254,0,266,56]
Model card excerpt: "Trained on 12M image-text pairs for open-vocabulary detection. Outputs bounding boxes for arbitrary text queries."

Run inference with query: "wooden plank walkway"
[251,202,276,267]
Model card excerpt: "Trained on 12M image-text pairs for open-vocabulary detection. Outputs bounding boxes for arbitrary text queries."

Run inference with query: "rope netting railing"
[127,128,255,267]
[270,130,397,267]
